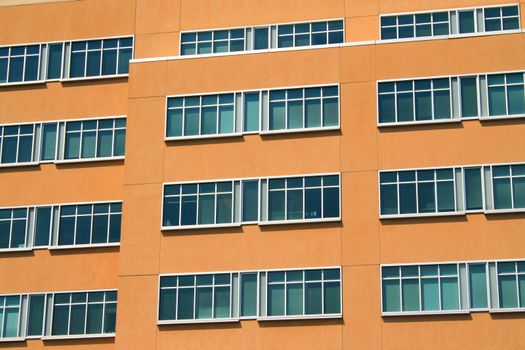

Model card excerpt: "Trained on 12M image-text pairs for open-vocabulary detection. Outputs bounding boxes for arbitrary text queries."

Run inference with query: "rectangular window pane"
[493,178,512,209]
[241,274,257,317]
[27,295,45,336]
[402,279,419,311]
[244,93,260,132]
[41,124,57,161]
[268,284,284,316]
[324,281,341,314]
[421,278,439,310]
[159,289,176,320]
[196,287,213,319]
[86,304,103,334]
[499,275,518,308]
[35,207,51,246]
[242,181,258,222]
[469,264,488,309]
[382,279,400,312]
[488,86,506,116]
[268,191,285,221]
[441,278,459,310]
[214,286,230,318]
[269,102,285,130]
[305,282,322,314]
[465,168,483,210]
[177,289,194,319]
[52,304,69,335]
[460,77,478,117]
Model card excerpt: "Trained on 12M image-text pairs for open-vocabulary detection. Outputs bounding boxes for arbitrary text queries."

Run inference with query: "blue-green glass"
[268,284,285,316]
[437,181,455,212]
[184,108,199,136]
[287,284,303,315]
[52,305,69,335]
[493,178,512,209]
[269,102,286,130]
[108,213,121,243]
[41,124,57,161]
[96,130,112,157]
[103,303,116,333]
[86,50,101,76]
[10,220,26,248]
[305,188,321,219]
[181,196,197,225]
[465,168,483,210]
[27,295,45,336]
[269,191,285,220]
[0,57,7,83]
[65,133,80,159]
[460,78,478,117]
[415,91,432,120]
[1,136,17,163]
[3,307,19,337]
[503,17,519,30]
[381,184,398,215]
[219,105,234,134]
[459,11,475,33]
[323,187,340,218]
[58,216,75,245]
[92,214,109,244]
[441,278,459,310]
[469,264,488,309]
[507,85,525,115]
[201,107,217,135]
[305,99,321,128]
[244,93,260,132]
[216,193,232,224]
[324,282,341,314]
[434,90,451,119]
[167,109,183,137]
[70,304,86,334]
[322,98,338,127]
[196,287,212,319]
[181,44,196,55]
[76,215,91,244]
[286,189,303,220]
[113,128,126,156]
[402,279,420,311]
[488,86,506,116]
[513,177,525,208]
[418,182,436,213]
[399,183,417,214]
[197,195,214,225]
[519,275,525,307]
[382,279,400,312]
[379,93,396,123]
[33,207,49,246]
[287,100,303,129]
[213,286,230,318]
[397,92,414,122]
[8,56,23,82]
[17,135,33,163]
[254,28,269,50]
[305,282,322,314]
[86,303,103,334]
[24,54,39,81]
[422,278,439,310]
[242,180,258,222]
[70,51,86,78]
[241,274,257,316]
[416,24,431,37]
[177,288,194,319]
[102,49,117,75]
[499,275,518,308]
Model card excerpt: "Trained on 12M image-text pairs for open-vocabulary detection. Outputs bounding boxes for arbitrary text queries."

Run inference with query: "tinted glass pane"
[418,182,436,213]
[508,85,525,115]
[397,93,414,122]
[47,44,63,79]
[286,189,303,220]
[324,282,341,314]
[402,279,419,311]
[380,184,398,215]
[92,214,109,244]
[269,191,285,220]
[117,48,132,74]
[181,196,197,225]
[65,133,80,159]
[399,183,417,214]
[244,93,259,132]
[488,86,506,115]
[499,275,518,308]
[184,108,199,136]
[86,51,101,76]
[41,124,57,161]
[86,304,103,334]
[0,57,7,83]
[103,303,116,333]
[323,98,338,127]
[287,100,303,129]
[214,286,230,318]
[70,304,86,334]
[52,305,69,335]
[305,282,322,314]
[434,90,451,119]
[469,264,488,309]
[75,215,91,244]
[465,168,483,210]
[242,181,258,222]
[10,219,26,248]
[196,287,212,319]
[167,109,183,137]
[8,56,23,82]
[1,136,17,163]
[219,105,234,134]
[113,129,125,157]
[421,278,439,310]
[241,274,257,316]
[305,98,321,128]
[323,187,339,218]
[513,177,525,208]
[459,11,475,33]
[70,52,86,78]
[493,178,512,209]
[437,181,455,212]
[58,216,75,245]
[269,102,285,130]
[101,49,117,76]
[24,55,39,81]
[305,188,321,219]
[216,193,232,224]
[441,278,459,310]
[382,279,400,312]
[81,131,96,158]
[268,284,284,316]
[16,135,32,163]
[35,207,51,246]
[414,91,432,121]
[159,289,176,320]
[461,78,478,117]
[201,107,217,135]
[286,284,303,315]
[27,295,45,336]
[254,28,269,50]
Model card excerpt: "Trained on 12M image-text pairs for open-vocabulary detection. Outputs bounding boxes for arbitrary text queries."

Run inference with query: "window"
[0,295,21,339]
[382,259,525,315]
[0,201,121,252]
[162,174,340,230]
[64,118,126,160]
[491,164,525,210]
[166,85,339,140]
[158,267,342,324]
[0,117,126,167]
[378,71,525,126]
[180,19,344,56]
[380,163,525,218]
[51,291,117,337]
[0,290,116,341]
[0,125,35,165]
[69,38,133,79]
[0,36,132,86]
[58,203,122,246]
[380,5,520,40]
[0,208,28,250]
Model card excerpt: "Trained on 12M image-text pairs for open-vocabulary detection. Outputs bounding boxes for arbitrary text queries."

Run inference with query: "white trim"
[377,68,525,83]
[380,161,525,173]
[54,156,125,165]
[489,308,525,313]
[479,113,525,121]
[47,242,120,250]
[259,125,340,136]
[161,223,241,231]
[258,217,340,226]
[59,74,128,83]
[377,118,462,128]
[381,258,525,268]
[0,161,40,168]
[163,172,339,186]
[165,132,242,142]
[0,115,126,127]
[159,266,342,277]
[484,208,525,215]
[381,310,469,317]
[257,314,342,321]
[379,211,465,220]
[0,337,26,343]
[157,318,239,325]
[0,80,46,88]
[380,3,520,17]
[41,333,115,341]
[0,247,33,253]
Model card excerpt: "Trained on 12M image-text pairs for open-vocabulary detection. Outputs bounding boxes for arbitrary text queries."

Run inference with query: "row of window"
[382,259,525,315]
[0,37,132,85]
[0,201,121,251]
[378,72,525,125]
[162,174,340,230]
[159,268,341,323]
[381,5,520,40]
[166,85,339,139]
[0,117,126,167]
[0,290,116,341]
[380,163,525,218]
[180,20,344,56]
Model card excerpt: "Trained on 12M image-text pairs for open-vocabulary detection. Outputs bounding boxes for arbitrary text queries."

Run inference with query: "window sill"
[489,308,525,314]
[382,310,469,317]
[259,125,340,136]
[0,80,46,88]
[42,333,115,341]
[484,208,525,215]
[158,318,239,325]
[48,242,120,250]
[380,211,465,220]
[60,74,129,83]
[479,114,525,121]
[259,217,341,226]
[0,247,33,253]
[0,337,25,343]
[54,156,125,165]
[257,314,342,321]
[378,118,461,128]
[165,132,242,142]
[161,222,242,231]
[0,161,39,168]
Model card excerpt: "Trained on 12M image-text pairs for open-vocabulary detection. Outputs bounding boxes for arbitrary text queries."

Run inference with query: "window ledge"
[158,318,239,325]
[165,132,242,142]
[0,161,39,168]
[259,217,341,226]
[0,247,33,253]
[161,222,242,231]
[259,125,340,136]
[484,208,525,215]
[0,80,46,88]
[257,314,342,321]
[42,333,115,341]
[489,308,525,314]
[48,242,120,251]
[0,337,25,343]
[479,114,525,121]
[380,211,465,220]
[378,118,461,128]
[382,310,469,317]
[54,156,125,165]
[60,74,129,83]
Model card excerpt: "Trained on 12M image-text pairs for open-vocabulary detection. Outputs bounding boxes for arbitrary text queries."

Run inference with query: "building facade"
[0,0,524,349]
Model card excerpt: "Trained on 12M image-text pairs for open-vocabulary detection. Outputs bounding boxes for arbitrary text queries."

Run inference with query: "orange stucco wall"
[0,0,524,349]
